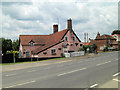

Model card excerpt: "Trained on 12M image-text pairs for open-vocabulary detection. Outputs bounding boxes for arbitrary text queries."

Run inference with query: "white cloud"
[1,1,118,41]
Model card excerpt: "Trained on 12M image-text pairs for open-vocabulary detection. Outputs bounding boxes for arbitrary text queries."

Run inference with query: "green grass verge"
[1,57,66,65]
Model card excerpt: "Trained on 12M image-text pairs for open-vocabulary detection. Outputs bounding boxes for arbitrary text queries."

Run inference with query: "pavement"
[1,51,119,88]
[99,76,119,88]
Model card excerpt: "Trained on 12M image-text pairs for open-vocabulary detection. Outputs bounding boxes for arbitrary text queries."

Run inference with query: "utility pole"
[84,33,86,44]
[87,33,88,43]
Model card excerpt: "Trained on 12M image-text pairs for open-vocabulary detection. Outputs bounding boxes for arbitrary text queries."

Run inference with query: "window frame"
[25,51,30,58]
[51,49,56,55]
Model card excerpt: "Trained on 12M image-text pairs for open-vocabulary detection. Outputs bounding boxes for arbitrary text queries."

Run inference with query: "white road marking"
[5,80,36,88]
[113,79,120,82]
[96,61,111,66]
[113,72,120,77]
[57,68,87,76]
[5,74,16,77]
[55,60,73,64]
[27,70,37,72]
[90,84,98,88]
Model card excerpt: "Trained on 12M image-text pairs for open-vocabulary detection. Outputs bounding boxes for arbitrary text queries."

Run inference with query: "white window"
[29,40,35,47]
[51,49,56,55]
[30,42,34,47]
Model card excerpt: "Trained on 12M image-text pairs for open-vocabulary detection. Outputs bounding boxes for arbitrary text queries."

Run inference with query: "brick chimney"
[67,18,72,29]
[96,32,100,39]
[53,24,58,33]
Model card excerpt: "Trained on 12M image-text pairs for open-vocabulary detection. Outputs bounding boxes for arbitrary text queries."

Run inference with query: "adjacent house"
[19,18,82,58]
[111,34,120,41]
[89,32,117,51]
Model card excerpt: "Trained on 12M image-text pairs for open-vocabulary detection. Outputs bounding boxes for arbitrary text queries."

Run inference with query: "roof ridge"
[20,35,50,36]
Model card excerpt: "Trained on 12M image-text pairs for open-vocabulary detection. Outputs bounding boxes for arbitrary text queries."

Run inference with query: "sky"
[0,0,119,41]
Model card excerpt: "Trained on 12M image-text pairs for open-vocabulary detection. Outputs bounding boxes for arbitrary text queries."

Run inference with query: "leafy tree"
[78,45,87,53]
[92,44,97,51]
[88,44,97,53]
[112,30,120,35]
[78,47,84,51]
[12,39,19,51]
[2,38,12,54]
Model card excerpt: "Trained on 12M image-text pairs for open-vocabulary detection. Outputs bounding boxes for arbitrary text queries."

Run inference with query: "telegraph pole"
[84,33,86,44]
[87,33,88,43]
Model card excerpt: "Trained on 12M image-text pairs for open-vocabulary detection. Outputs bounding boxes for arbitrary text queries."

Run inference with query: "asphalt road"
[2,51,119,88]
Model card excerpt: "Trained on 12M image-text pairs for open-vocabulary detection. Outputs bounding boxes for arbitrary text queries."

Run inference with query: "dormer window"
[30,42,34,47]
[29,40,35,47]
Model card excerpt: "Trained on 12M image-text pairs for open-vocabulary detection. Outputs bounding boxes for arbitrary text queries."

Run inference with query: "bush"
[103,47,108,52]
[6,50,19,58]
[78,48,84,51]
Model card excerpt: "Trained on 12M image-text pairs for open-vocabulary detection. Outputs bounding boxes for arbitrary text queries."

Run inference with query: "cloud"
[1,1,118,41]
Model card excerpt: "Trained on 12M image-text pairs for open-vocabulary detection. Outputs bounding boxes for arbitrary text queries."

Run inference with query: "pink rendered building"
[19,18,82,58]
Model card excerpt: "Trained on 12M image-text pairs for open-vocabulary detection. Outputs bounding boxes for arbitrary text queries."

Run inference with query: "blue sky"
[0,0,119,41]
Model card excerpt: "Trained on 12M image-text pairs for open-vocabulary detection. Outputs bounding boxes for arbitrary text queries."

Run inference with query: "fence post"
[13,53,15,63]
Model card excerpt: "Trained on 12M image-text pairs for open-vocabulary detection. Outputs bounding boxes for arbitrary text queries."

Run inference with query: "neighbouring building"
[89,32,117,51]
[19,18,82,58]
[111,34,120,41]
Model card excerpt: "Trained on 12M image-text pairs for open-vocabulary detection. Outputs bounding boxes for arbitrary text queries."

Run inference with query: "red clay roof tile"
[95,34,116,40]
[20,29,68,54]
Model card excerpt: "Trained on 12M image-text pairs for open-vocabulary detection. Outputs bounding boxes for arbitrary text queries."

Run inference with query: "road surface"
[2,51,119,88]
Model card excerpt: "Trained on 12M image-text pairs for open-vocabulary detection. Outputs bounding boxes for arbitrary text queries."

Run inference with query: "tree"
[2,38,12,54]
[112,30,120,35]
[12,39,19,51]
[92,44,97,51]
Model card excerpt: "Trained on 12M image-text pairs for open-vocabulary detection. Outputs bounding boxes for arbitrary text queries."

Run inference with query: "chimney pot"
[96,32,100,38]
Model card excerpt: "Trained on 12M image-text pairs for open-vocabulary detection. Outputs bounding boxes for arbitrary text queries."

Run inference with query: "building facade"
[89,32,116,51]
[111,34,120,41]
[19,19,82,58]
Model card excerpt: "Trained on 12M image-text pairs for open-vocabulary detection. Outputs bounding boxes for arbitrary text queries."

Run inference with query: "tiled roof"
[89,40,107,45]
[32,29,68,54]
[20,35,50,45]
[95,34,116,40]
[81,42,89,46]
[113,34,120,38]
[20,29,68,54]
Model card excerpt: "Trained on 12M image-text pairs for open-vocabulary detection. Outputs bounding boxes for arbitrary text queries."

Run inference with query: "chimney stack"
[96,32,100,39]
[53,24,58,33]
[67,18,72,29]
